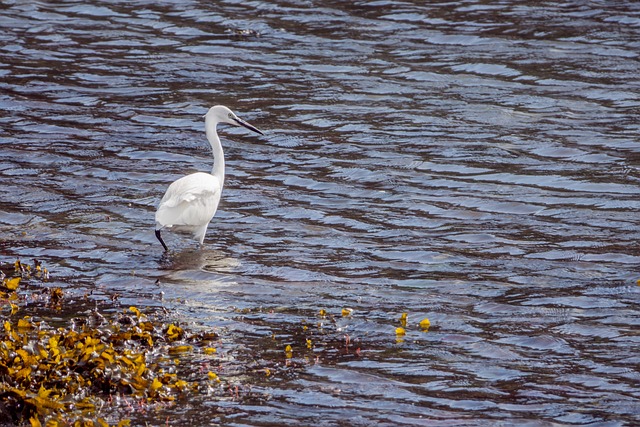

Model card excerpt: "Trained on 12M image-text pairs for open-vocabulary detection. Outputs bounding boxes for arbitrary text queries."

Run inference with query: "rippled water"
[2,0,640,425]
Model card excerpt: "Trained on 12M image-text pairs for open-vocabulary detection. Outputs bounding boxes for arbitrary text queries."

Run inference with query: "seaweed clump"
[0,260,222,426]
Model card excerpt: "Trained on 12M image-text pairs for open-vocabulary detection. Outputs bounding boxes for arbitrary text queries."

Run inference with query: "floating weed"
[4,276,21,291]
[14,259,48,281]
[420,318,431,331]
[0,260,226,426]
[165,324,184,342]
[341,307,353,317]
[284,344,293,359]
[399,312,408,328]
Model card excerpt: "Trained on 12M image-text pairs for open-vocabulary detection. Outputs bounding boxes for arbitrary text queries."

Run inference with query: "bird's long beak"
[233,117,264,136]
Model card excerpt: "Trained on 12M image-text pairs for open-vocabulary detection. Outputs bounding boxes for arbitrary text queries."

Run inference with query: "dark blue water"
[1,1,639,425]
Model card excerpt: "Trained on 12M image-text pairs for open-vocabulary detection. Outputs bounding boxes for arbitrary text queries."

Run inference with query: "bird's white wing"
[155,172,222,228]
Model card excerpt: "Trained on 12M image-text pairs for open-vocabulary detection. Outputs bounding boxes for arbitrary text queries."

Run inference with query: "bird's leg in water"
[155,230,168,251]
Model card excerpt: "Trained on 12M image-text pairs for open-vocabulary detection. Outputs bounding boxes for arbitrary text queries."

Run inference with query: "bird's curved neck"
[205,120,225,185]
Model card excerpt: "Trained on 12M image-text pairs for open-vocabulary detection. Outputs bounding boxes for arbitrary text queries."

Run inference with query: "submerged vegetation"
[1,260,228,426]
[1,259,431,426]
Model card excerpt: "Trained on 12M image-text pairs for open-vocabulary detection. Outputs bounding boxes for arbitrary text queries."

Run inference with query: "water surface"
[1,1,639,425]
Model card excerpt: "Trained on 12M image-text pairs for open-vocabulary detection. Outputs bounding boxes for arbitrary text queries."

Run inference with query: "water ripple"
[1,0,639,425]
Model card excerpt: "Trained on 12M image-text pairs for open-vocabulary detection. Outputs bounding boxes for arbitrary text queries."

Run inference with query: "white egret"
[155,105,263,251]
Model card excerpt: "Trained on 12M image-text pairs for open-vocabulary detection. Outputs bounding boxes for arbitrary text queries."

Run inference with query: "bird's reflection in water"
[158,248,240,277]
[155,248,243,311]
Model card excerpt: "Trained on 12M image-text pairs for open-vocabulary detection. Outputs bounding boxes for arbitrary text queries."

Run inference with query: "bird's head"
[205,105,264,135]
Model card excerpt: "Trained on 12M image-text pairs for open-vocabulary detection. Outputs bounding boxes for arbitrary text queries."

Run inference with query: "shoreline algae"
[1,260,222,426]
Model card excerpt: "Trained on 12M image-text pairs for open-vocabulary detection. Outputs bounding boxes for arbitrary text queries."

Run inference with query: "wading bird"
[155,105,263,251]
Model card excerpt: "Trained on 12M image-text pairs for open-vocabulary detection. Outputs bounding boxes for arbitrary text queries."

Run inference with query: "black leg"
[155,229,168,251]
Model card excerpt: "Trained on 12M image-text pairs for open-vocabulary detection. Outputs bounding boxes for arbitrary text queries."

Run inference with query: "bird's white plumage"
[154,105,263,251]
[155,172,221,242]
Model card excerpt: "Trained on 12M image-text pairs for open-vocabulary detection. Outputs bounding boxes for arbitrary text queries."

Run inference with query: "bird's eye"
[228,113,234,119]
